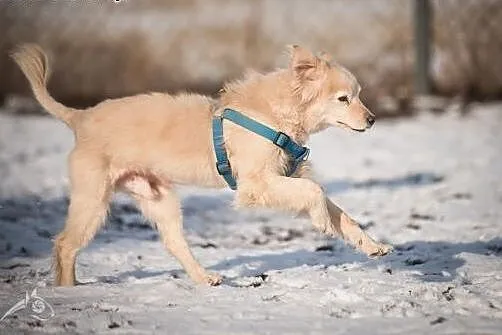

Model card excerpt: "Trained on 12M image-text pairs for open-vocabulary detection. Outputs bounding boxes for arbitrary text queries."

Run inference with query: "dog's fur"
[11,44,391,286]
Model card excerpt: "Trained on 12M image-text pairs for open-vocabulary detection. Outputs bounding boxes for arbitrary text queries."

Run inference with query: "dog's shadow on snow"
[210,238,502,284]
[324,172,444,194]
[93,269,177,285]
[1,170,493,286]
[84,238,502,285]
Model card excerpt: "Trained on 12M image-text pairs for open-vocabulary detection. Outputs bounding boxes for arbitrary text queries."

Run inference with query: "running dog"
[11,44,391,286]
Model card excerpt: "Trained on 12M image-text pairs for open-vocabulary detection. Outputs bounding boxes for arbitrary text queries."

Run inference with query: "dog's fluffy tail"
[10,44,78,128]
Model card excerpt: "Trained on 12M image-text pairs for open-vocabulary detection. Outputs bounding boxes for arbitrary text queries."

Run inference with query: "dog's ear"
[288,45,326,81]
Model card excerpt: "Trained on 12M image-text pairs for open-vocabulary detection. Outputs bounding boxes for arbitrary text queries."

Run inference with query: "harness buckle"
[273,132,290,148]
[299,147,310,161]
[216,161,231,175]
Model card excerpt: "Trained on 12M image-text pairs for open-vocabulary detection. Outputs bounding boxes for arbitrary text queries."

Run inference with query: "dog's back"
[81,93,221,186]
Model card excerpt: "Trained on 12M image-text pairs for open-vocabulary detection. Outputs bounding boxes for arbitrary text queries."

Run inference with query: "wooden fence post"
[414,0,432,95]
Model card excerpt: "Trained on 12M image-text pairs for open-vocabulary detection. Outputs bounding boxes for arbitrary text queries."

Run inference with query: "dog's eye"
[338,95,349,103]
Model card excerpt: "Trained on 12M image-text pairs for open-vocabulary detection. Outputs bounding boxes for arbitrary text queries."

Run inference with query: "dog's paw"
[194,272,223,286]
[367,243,393,258]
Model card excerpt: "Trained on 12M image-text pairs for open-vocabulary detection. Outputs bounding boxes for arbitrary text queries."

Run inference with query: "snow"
[0,104,502,334]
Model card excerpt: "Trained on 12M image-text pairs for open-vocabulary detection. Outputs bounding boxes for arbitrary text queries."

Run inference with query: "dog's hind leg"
[133,188,222,286]
[326,198,392,257]
[54,150,111,286]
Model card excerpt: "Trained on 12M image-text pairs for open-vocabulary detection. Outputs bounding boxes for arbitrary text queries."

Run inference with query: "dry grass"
[433,0,502,100]
[1,0,500,116]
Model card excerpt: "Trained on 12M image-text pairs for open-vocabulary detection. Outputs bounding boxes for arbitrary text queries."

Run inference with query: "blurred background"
[1,0,501,117]
[1,2,502,332]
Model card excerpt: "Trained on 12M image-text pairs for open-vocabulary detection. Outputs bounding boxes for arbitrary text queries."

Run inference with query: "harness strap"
[212,116,237,190]
[212,108,310,190]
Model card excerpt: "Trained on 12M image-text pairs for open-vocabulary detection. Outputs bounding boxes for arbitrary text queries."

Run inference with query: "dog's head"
[289,45,375,133]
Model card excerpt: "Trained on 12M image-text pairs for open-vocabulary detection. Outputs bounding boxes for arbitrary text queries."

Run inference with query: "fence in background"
[414,0,432,96]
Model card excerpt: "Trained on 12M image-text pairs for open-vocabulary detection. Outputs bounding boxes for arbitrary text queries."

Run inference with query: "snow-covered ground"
[0,104,501,334]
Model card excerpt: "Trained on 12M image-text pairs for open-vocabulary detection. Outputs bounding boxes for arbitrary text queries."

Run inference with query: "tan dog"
[11,44,391,286]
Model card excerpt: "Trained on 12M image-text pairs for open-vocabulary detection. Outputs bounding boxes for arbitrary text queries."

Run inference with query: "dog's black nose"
[366,116,375,127]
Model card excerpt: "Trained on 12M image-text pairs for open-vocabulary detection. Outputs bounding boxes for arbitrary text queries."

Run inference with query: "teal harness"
[212,108,310,190]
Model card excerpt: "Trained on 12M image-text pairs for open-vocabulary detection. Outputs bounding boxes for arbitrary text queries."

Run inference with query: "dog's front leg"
[237,176,333,234]
[326,198,392,257]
